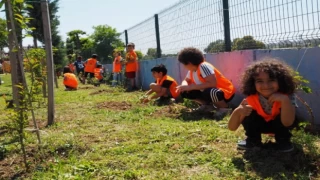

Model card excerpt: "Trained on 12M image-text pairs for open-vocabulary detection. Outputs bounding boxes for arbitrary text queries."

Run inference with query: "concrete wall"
[106,47,320,126]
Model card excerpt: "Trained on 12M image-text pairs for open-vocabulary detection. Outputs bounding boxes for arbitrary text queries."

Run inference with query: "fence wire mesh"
[121,0,320,58]
[229,0,320,49]
[125,17,157,58]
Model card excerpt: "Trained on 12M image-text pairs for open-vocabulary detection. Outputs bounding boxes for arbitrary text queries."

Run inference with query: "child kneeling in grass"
[228,58,298,152]
[63,66,78,91]
[141,64,180,104]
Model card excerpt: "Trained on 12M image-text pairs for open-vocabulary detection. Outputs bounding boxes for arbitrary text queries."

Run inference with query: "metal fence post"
[154,14,161,58]
[222,0,231,52]
[124,30,128,47]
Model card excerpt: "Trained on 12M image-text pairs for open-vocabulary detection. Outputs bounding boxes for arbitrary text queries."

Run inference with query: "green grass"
[0,73,319,180]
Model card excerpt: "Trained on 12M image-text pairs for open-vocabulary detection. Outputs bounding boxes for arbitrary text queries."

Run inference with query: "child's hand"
[268,93,288,104]
[238,99,253,116]
[176,85,192,93]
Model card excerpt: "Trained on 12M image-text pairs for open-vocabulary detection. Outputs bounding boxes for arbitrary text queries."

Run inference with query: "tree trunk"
[33,33,38,48]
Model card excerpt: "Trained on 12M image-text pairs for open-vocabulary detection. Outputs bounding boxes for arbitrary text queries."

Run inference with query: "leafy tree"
[66,38,74,55]
[25,0,60,47]
[66,30,86,55]
[135,50,143,60]
[204,39,225,53]
[232,36,265,50]
[141,48,157,60]
[90,25,124,63]
[0,18,8,50]
[79,37,94,59]
[25,0,66,66]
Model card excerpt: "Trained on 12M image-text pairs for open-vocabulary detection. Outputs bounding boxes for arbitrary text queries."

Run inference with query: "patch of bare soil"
[97,101,132,111]
[78,86,95,90]
[89,89,114,95]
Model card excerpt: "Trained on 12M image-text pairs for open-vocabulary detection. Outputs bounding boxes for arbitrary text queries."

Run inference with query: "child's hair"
[178,47,204,66]
[77,56,82,60]
[151,64,167,75]
[63,66,72,74]
[92,54,98,58]
[241,58,297,96]
[127,42,135,48]
[116,52,121,56]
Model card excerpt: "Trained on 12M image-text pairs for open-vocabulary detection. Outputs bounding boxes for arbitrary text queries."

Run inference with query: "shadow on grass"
[232,143,319,179]
[178,109,217,121]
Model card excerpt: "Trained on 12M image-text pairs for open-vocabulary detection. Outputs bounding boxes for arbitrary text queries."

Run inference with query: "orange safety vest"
[113,56,122,73]
[84,58,97,73]
[125,51,137,72]
[68,63,75,73]
[63,73,78,88]
[156,75,180,98]
[190,62,235,100]
[246,94,282,122]
[94,68,103,80]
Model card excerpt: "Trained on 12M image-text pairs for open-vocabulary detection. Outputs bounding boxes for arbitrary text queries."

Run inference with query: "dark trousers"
[242,110,292,142]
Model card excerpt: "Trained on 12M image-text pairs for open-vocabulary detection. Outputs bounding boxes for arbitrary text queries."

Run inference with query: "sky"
[0,0,178,47]
[0,0,318,54]
[30,0,178,46]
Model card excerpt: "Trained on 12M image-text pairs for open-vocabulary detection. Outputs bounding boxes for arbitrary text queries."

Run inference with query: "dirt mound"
[97,101,132,111]
[89,89,114,95]
[78,86,95,90]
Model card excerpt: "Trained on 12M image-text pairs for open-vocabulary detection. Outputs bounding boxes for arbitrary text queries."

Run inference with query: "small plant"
[293,71,314,131]
[5,84,30,170]
[182,98,198,108]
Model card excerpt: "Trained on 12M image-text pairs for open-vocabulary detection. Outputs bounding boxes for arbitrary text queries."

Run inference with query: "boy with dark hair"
[83,54,98,84]
[74,56,84,75]
[177,47,235,117]
[141,64,180,104]
[125,43,137,91]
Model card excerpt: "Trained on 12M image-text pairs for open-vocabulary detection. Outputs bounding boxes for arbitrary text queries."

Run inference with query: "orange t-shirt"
[113,56,122,73]
[125,51,137,72]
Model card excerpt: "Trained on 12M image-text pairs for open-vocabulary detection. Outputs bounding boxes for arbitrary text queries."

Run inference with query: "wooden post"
[41,0,55,125]
[5,1,19,105]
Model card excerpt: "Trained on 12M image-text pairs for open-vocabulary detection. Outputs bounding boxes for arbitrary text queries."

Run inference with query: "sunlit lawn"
[0,73,319,179]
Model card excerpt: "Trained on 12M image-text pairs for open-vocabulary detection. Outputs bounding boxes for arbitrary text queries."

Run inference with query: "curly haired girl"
[228,58,298,152]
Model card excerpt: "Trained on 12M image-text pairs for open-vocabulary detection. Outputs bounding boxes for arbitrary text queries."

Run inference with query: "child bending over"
[141,64,180,104]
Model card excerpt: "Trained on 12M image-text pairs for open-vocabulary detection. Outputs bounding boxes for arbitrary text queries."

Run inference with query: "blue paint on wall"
[107,47,320,125]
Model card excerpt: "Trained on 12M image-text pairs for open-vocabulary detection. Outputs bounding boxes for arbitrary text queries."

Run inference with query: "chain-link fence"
[121,0,320,58]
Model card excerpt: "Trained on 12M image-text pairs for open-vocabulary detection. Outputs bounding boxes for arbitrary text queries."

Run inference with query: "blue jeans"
[112,72,121,86]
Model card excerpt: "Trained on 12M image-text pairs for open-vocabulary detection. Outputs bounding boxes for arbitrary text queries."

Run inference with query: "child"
[112,52,122,86]
[74,56,84,75]
[141,64,180,104]
[63,66,78,91]
[228,59,297,152]
[83,54,98,84]
[93,63,104,86]
[176,47,235,115]
[125,43,137,91]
